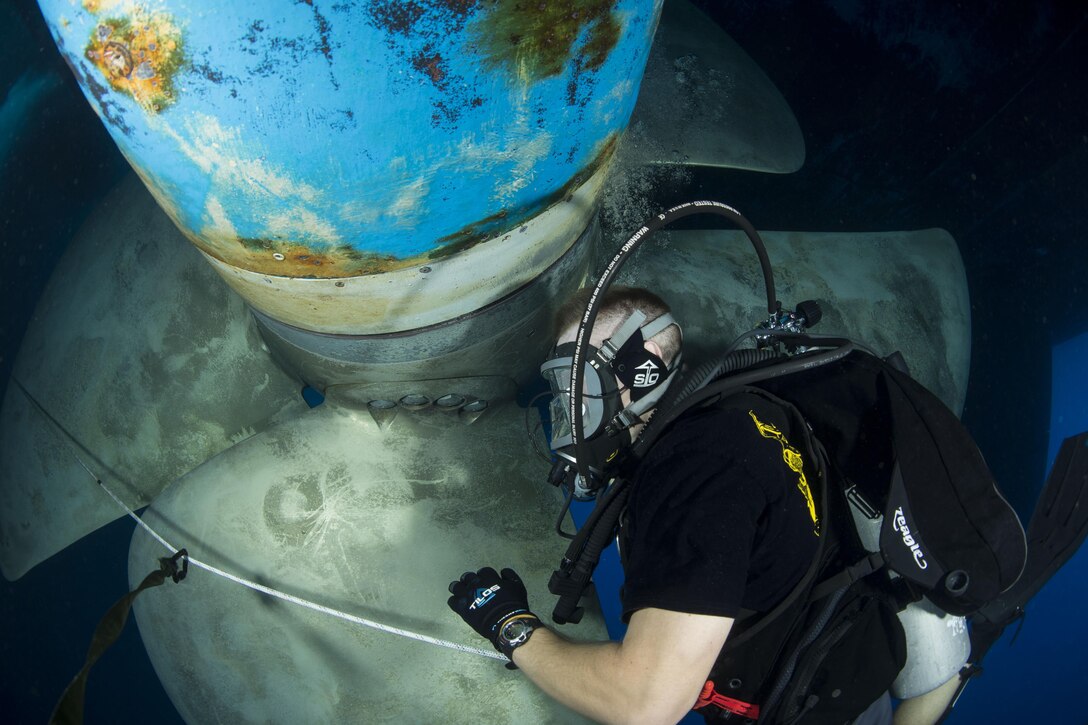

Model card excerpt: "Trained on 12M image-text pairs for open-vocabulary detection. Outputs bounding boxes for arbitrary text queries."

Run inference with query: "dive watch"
[497,614,542,659]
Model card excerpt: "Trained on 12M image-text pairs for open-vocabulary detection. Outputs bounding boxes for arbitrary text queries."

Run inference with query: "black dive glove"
[447,567,540,659]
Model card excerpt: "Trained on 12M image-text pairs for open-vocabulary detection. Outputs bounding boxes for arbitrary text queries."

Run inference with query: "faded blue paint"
[37,1,660,272]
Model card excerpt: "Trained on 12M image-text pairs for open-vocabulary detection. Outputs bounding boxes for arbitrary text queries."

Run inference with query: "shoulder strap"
[808,552,886,601]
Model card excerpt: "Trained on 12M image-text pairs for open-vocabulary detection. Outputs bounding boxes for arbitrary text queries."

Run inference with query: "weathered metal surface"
[252,217,599,392]
[0,175,308,580]
[616,227,970,413]
[204,159,611,335]
[129,398,606,723]
[37,0,663,332]
[625,0,805,171]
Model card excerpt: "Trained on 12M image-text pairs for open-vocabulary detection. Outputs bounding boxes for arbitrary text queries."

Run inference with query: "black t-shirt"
[621,395,821,620]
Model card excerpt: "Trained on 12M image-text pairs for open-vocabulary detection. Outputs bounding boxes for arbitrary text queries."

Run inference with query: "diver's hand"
[447,567,534,652]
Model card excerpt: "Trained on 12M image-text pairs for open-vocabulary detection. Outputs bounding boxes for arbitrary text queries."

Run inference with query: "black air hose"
[569,202,779,487]
[549,478,632,624]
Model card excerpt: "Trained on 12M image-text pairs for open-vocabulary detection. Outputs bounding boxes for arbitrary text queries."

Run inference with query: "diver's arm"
[892,673,961,725]
[512,607,733,725]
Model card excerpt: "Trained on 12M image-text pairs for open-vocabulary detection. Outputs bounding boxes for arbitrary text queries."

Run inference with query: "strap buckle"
[159,548,189,584]
[695,680,761,719]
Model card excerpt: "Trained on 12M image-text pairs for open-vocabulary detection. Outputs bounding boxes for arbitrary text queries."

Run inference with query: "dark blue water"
[2,0,1086,722]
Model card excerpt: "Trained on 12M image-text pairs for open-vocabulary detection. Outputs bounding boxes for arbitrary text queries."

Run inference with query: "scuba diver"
[446,201,1082,724]
[447,283,964,725]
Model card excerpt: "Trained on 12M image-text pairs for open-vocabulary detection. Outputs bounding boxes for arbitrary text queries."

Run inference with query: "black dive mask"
[539,311,680,497]
[540,341,626,480]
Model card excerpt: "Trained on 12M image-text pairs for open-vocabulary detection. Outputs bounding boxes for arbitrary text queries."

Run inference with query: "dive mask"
[539,311,681,495]
[540,342,616,453]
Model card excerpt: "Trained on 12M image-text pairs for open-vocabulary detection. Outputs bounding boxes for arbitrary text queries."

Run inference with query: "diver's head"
[552,286,682,364]
[540,286,683,488]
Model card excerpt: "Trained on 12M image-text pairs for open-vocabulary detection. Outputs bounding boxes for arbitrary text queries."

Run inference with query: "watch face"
[502,619,533,644]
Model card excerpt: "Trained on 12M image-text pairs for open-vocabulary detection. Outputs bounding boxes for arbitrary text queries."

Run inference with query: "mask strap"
[611,350,683,430]
[598,311,647,363]
[637,312,678,346]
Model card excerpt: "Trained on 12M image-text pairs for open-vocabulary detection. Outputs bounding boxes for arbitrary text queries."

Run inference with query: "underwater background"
[1,0,1085,722]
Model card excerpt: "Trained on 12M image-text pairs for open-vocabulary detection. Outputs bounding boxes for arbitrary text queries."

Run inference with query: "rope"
[12,377,506,662]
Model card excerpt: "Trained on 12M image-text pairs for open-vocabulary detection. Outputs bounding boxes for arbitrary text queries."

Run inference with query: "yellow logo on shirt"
[748,410,820,535]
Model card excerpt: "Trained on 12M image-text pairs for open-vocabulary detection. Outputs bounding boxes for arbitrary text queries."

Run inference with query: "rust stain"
[368,0,623,117]
[411,47,448,85]
[366,1,480,128]
[221,240,423,278]
[367,1,426,36]
[66,48,133,135]
[202,239,402,278]
[474,0,622,84]
[195,234,413,278]
[82,0,122,11]
[83,9,185,113]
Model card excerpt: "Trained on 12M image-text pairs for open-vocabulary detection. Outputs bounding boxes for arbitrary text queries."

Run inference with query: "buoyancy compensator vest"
[658,347,1027,723]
